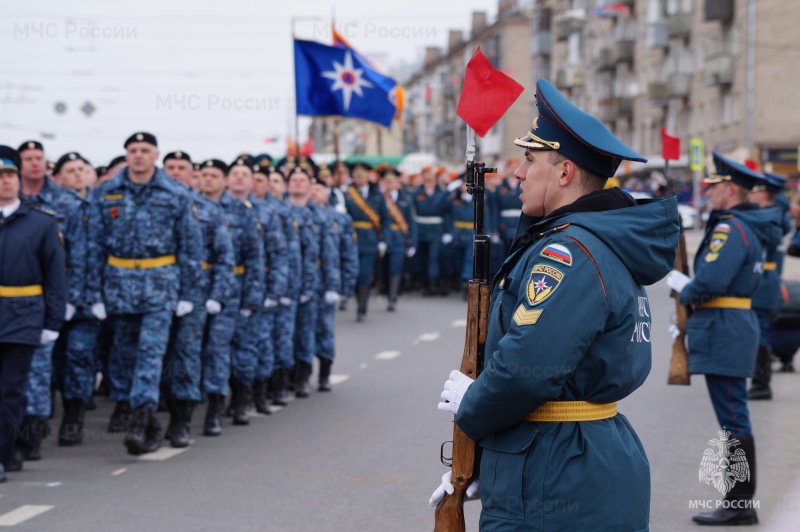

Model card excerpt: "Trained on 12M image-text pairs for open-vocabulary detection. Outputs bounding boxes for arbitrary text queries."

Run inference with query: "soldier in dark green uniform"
[430,79,679,531]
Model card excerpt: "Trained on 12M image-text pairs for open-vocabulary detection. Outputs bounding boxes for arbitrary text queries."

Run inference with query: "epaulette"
[33,205,57,217]
[243,200,253,208]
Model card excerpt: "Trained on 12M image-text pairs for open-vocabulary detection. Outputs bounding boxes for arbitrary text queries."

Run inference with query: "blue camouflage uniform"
[316,208,356,363]
[295,202,339,366]
[166,194,234,402]
[20,176,64,419]
[215,192,264,389]
[250,194,288,383]
[0,197,66,468]
[87,168,202,411]
[274,202,319,372]
[449,79,676,531]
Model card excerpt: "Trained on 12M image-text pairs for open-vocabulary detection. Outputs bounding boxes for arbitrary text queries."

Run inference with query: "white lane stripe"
[138,447,188,461]
[374,350,401,360]
[359,363,368,369]
[329,374,350,385]
[0,505,54,526]
[417,332,441,342]
[111,468,127,476]
[451,319,467,327]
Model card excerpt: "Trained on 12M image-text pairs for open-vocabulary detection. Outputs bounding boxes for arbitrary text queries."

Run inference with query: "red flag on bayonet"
[661,127,680,160]
[456,47,524,137]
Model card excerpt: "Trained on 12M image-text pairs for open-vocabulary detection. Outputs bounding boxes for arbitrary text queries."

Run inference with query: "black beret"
[228,156,254,174]
[95,166,108,177]
[200,159,228,173]
[124,132,158,148]
[0,145,20,172]
[17,140,44,153]
[53,152,84,175]
[163,151,192,164]
[108,155,127,168]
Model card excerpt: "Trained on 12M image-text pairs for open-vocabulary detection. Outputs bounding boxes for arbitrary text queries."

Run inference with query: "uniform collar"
[0,199,21,219]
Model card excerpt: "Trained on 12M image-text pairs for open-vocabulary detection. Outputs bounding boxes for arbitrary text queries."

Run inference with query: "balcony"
[668,73,691,98]
[668,12,692,39]
[555,15,584,41]
[597,48,615,71]
[615,40,634,63]
[647,82,669,104]
[703,54,733,85]
[705,0,733,21]
[647,21,669,48]
[555,69,570,90]
[555,67,584,90]
[532,31,551,57]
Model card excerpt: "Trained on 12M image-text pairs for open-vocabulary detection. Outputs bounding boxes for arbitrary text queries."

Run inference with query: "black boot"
[169,400,193,448]
[318,359,332,392]
[338,298,348,311]
[203,394,223,436]
[295,361,312,398]
[356,285,369,322]
[107,401,131,433]
[164,398,178,442]
[748,345,772,400]
[387,275,401,311]
[17,416,48,461]
[231,381,251,426]
[58,398,85,446]
[272,369,290,406]
[142,412,162,454]
[692,434,758,526]
[124,405,152,456]
[253,380,271,415]
[225,379,237,417]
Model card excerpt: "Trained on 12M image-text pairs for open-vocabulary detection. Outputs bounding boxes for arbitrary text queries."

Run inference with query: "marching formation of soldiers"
[0,133,526,481]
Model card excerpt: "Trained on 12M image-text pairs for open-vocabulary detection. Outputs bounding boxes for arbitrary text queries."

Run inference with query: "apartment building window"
[722,93,732,126]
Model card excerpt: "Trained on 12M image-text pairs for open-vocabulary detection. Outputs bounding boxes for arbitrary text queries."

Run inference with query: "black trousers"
[0,343,35,467]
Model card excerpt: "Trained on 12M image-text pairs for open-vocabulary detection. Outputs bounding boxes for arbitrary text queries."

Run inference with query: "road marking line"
[138,447,188,461]
[359,363,368,369]
[451,319,467,327]
[329,374,350,385]
[374,350,401,360]
[17,482,61,487]
[111,468,127,476]
[0,505,54,526]
[417,332,440,342]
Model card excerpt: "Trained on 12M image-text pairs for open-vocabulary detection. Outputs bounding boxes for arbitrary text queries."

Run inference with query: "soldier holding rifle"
[431,79,679,531]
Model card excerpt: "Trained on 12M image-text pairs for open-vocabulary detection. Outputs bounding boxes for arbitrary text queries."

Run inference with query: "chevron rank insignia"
[513,305,543,326]
[526,264,564,307]
[539,243,572,267]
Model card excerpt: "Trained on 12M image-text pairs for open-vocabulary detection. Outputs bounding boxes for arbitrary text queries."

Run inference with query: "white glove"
[264,298,279,308]
[429,471,480,508]
[299,295,311,304]
[65,303,76,322]
[666,270,691,293]
[239,308,253,318]
[441,233,453,245]
[175,300,194,317]
[280,297,293,306]
[324,291,340,304]
[377,241,388,257]
[490,232,502,245]
[438,370,475,415]
[446,178,463,192]
[205,299,222,315]
[40,329,59,345]
[669,323,681,340]
[91,302,107,321]
[406,247,416,258]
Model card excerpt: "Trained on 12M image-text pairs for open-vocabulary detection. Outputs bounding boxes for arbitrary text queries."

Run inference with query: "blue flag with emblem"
[294,39,397,128]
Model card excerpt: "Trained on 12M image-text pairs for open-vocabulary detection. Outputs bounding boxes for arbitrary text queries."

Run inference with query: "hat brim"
[0,163,18,172]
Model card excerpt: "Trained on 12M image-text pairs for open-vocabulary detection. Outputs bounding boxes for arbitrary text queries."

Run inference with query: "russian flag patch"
[539,243,572,267]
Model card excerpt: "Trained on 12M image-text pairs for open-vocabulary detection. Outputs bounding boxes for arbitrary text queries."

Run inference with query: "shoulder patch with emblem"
[539,243,572,267]
[526,264,565,306]
[705,227,730,262]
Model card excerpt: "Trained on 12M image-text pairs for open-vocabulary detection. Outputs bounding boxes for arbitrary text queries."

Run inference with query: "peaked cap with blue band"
[703,151,764,190]
[763,172,787,193]
[0,145,20,172]
[514,79,647,177]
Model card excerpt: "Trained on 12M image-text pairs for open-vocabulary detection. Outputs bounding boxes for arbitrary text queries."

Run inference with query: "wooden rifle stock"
[668,229,691,385]
[434,161,492,532]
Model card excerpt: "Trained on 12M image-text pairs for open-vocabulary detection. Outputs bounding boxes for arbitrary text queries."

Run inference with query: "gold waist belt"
[525,401,617,422]
[352,221,374,229]
[234,265,245,275]
[454,221,472,229]
[0,285,43,297]
[764,262,777,271]
[695,297,751,309]
[107,255,176,269]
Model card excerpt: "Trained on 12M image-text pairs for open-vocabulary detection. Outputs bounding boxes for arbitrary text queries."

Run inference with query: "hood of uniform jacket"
[515,188,680,286]
[711,203,785,249]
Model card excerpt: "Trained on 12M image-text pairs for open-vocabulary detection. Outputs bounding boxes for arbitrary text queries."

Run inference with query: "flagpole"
[333,117,341,170]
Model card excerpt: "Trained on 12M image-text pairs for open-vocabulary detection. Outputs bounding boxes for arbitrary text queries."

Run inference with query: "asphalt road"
[2,258,800,531]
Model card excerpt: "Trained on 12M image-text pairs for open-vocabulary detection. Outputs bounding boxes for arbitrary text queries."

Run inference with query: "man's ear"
[560,159,577,187]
